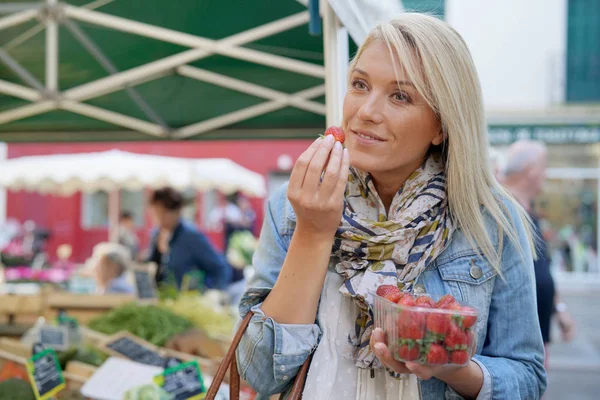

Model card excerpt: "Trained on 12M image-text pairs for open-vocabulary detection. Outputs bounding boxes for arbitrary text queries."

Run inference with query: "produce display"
[123,384,173,400]
[56,345,108,369]
[88,303,194,347]
[0,378,35,400]
[160,293,236,339]
[373,285,478,366]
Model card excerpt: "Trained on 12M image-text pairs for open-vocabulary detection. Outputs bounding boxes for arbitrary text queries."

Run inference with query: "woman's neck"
[371,169,414,212]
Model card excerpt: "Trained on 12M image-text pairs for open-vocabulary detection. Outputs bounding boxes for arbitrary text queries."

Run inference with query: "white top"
[302,271,420,400]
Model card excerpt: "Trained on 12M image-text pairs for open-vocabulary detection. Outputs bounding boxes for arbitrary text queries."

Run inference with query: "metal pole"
[322,1,348,126]
[0,79,41,101]
[63,5,325,78]
[173,85,325,139]
[45,0,58,92]
[0,3,40,14]
[63,19,170,131]
[0,9,38,31]
[61,10,312,101]
[177,65,326,115]
[108,190,119,243]
[0,49,45,91]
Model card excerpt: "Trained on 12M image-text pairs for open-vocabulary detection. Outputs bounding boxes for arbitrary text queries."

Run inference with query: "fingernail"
[334,141,342,150]
[374,344,384,355]
[325,135,335,143]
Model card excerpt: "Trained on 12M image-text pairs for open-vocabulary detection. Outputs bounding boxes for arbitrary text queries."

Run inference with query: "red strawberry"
[398,343,420,361]
[450,350,470,365]
[426,311,450,336]
[398,317,425,340]
[444,322,468,350]
[323,126,345,143]
[397,293,415,307]
[435,294,457,309]
[376,285,402,303]
[426,344,448,365]
[415,296,434,308]
[461,307,477,329]
[465,329,475,349]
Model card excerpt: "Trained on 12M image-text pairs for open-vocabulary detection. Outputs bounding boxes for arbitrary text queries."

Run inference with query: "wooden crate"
[44,292,135,324]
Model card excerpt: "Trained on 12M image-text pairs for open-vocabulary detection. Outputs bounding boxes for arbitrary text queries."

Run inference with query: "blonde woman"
[236,13,546,400]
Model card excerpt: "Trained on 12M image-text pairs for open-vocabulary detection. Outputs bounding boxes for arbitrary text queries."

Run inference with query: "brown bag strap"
[205,311,311,400]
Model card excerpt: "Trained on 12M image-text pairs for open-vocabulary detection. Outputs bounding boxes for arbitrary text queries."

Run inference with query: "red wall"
[6,140,312,263]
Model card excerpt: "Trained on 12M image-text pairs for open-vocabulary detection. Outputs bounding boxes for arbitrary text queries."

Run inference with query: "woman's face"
[342,40,443,181]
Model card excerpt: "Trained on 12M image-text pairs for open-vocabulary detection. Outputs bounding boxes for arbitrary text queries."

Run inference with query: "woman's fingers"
[288,137,323,197]
[331,148,350,202]
[302,134,336,191]
[318,141,344,197]
[370,328,411,374]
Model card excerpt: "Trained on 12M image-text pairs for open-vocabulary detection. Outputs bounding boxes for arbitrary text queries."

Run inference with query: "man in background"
[118,211,139,260]
[501,140,576,366]
[147,187,231,291]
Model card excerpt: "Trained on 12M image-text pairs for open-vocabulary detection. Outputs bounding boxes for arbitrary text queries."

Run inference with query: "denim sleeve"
[471,200,547,399]
[236,184,321,396]
[190,231,231,290]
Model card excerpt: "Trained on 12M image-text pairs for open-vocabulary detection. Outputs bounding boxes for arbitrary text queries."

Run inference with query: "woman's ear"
[431,130,444,146]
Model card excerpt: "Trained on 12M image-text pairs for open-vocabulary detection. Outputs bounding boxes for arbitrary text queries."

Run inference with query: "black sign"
[154,361,205,400]
[164,357,182,369]
[27,349,65,400]
[134,270,157,299]
[32,343,46,355]
[106,336,165,367]
[39,326,68,351]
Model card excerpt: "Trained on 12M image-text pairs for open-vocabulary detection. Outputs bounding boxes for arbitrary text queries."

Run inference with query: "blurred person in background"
[147,187,231,291]
[118,211,139,260]
[502,140,576,366]
[93,248,135,295]
[207,191,258,304]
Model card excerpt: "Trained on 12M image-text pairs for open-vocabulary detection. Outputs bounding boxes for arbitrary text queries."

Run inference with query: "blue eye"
[393,92,411,102]
[351,79,367,90]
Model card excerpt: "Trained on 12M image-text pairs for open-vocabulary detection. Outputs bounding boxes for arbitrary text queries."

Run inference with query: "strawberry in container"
[373,285,478,366]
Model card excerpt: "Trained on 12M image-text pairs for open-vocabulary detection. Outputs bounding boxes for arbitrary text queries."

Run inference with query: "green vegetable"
[72,345,108,367]
[88,303,194,346]
[56,347,78,370]
[123,384,173,400]
[0,378,35,400]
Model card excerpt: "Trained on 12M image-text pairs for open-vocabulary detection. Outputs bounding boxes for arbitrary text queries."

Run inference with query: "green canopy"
[0,0,367,142]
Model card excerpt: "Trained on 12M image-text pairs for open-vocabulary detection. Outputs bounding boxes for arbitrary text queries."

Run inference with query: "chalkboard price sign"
[26,348,65,400]
[154,360,205,400]
[105,336,165,367]
[134,269,157,299]
[38,325,69,351]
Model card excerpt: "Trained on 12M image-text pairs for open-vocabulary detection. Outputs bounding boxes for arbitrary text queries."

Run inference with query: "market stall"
[0,149,266,241]
[0,0,403,397]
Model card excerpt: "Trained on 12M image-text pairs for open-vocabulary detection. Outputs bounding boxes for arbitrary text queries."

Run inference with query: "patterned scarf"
[332,153,454,369]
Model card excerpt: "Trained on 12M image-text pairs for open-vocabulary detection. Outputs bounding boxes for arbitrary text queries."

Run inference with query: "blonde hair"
[349,13,534,273]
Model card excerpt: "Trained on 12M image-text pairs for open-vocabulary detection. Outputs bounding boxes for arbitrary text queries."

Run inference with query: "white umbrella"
[0,149,266,240]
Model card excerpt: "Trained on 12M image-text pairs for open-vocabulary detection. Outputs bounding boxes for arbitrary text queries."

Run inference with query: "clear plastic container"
[372,293,478,366]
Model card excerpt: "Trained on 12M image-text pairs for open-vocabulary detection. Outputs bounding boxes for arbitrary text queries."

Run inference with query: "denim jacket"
[237,184,547,399]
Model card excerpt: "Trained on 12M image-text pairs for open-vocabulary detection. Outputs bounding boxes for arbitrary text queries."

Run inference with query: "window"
[82,189,145,229]
[401,0,445,19]
[566,0,600,102]
[81,191,108,228]
[120,190,145,226]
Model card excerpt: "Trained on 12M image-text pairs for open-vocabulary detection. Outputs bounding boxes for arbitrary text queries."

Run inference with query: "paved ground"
[543,274,600,400]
